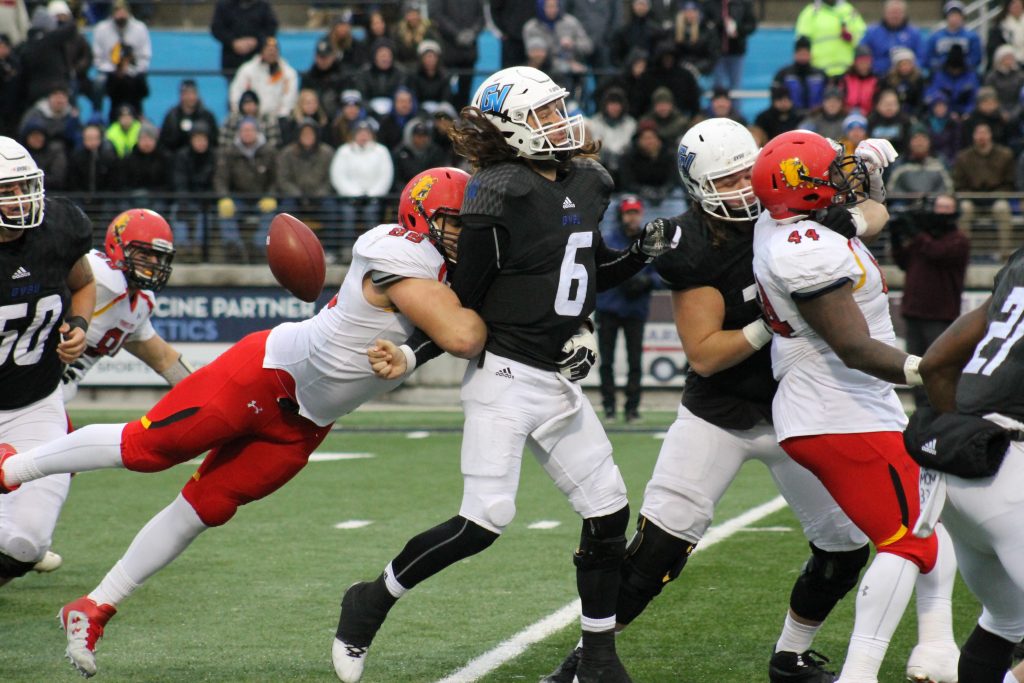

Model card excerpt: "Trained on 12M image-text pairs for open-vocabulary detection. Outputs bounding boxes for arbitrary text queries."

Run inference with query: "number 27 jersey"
[752,214,906,441]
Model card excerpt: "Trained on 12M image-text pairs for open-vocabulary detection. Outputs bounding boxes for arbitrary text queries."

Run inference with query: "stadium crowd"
[0,0,1020,262]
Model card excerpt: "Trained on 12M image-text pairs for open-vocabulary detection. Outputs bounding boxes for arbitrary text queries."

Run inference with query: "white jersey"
[62,250,158,401]
[263,224,446,427]
[751,213,906,440]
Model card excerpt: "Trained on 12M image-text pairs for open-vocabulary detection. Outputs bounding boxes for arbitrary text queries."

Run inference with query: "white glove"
[556,320,597,382]
[633,217,682,260]
[854,138,898,172]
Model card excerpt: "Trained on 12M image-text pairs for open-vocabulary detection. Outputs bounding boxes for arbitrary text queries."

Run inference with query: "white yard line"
[433,495,789,683]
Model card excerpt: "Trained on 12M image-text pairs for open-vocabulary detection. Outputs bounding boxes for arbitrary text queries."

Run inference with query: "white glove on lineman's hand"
[633,218,682,260]
[556,320,597,382]
[855,138,898,172]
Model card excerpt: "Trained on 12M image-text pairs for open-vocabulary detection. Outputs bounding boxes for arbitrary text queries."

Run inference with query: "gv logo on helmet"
[677,145,696,176]
[478,83,512,114]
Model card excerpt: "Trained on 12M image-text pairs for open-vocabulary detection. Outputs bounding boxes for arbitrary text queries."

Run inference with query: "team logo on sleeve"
[778,157,815,189]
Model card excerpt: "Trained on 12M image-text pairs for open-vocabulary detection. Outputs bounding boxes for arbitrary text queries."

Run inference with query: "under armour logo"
[861,585,869,597]
[247,400,262,414]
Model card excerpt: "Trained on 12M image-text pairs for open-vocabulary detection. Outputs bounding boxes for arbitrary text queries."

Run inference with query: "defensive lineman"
[0,136,96,588]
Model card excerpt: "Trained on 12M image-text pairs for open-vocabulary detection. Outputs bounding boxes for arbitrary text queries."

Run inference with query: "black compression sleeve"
[595,231,648,291]
[451,217,508,309]
[405,327,443,367]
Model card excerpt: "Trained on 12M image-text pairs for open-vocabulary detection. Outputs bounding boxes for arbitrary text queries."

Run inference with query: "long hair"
[450,106,601,172]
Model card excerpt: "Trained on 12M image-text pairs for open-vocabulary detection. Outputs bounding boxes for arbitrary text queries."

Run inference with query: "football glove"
[854,138,898,172]
[217,197,236,219]
[632,217,682,260]
[61,359,86,385]
[257,196,278,213]
[556,320,597,382]
[815,204,867,239]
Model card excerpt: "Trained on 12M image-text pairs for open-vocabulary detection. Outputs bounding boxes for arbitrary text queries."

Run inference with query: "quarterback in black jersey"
[334,66,679,683]
[0,136,95,586]
[914,249,1024,683]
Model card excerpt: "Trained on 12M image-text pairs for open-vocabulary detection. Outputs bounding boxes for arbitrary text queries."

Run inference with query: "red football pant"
[781,431,937,572]
[120,330,332,527]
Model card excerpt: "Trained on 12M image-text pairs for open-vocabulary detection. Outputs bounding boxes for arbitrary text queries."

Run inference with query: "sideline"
[433,495,789,683]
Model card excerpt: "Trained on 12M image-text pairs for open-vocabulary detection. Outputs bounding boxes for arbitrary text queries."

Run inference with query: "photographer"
[91,0,151,119]
[890,193,969,408]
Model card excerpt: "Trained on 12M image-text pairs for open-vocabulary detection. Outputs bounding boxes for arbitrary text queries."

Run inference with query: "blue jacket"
[859,20,923,75]
[596,221,661,320]
[925,69,980,116]
[923,27,982,74]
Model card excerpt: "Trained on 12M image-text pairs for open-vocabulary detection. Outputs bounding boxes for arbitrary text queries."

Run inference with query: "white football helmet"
[471,66,585,161]
[677,118,759,222]
[0,136,44,229]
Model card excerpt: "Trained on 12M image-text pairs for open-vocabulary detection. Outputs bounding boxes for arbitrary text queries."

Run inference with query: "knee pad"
[460,492,516,534]
[573,505,629,572]
[617,515,695,625]
[182,483,239,527]
[0,550,37,579]
[790,542,870,622]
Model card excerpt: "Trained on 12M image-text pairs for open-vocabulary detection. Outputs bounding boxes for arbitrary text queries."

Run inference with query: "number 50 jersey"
[0,197,92,409]
[752,213,906,441]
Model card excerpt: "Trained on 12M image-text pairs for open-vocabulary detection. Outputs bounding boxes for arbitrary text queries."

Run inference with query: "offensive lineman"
[910,252,1024,683]
[750,130,958,683]
[0,136,96,588]
[333,66,678,683]
[61,208,192,403]
[545,118,888,683]
[0,167,486,678]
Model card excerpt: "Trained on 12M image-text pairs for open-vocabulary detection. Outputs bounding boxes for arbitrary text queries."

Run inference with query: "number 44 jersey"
[0,197,92,410]
[751,213,906,441]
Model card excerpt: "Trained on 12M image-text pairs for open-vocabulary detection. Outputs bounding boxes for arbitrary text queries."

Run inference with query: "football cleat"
[59,596,117,678]
[540,646,581,683]
[33,550,63,573]
[332,637,368,683]
[905,641,960,683]
[769,649,837,682]
[574,632,632,683]
[333,581,393,682]
[0,443,19,493]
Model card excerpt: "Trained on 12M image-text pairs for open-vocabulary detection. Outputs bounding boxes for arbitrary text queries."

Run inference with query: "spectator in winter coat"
[391,2,439,68]
[772,36,828,115]
[794,0,866,77]
[68,121,121,195]
[228,37,298,120]
[322,11,368,75]
[952,121,1016,256]
[301,39,352,121]
[328,89,370,147]
[639,86,689,148]
[19,83,80,153]
[984,44,1024,123]
[867,87,914,156]
[210,0,278,80]
[754,86,801,140]
[962,87,1012,148]
[158,79,219,153]
[104,103,141,158]
[522,0,593,92]
[214,117,278,259]
[22,117,67,190]
[0,34,20,138]
[586,87,637,184]
[122,122,171,213]
[858,0,923,76]
[91,0,151,114]
[329,119,394,250]
[17,6,78,106]
[170,122,216,259]
[922,91,962,165]
[673,1,718,76]
[375,86,418,152]
[279,88,329,147]
[355,38,408,116]
[618,119,678,204]
[887,127,954,199]
[922,1,982,74]
[612,0,667,67]
[647,38,700,120]
[924,44,980,120]
[705,0,758,92]
[427,0,484,109]
[407,40,452,110]
[840,44,879,116]
[798,85,848,140]
[391,118,449,191]
[220,89,281,149]
[594,47,657,120]
[987,0,1024,66]
[565,0,620,69]
[491,0,535,67]
[883,46,925,116]
[276,118,338,255]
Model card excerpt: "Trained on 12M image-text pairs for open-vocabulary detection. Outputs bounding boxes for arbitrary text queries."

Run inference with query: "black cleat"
[769,649,837,683]
[575,631,632,683]
[539,646,581,683]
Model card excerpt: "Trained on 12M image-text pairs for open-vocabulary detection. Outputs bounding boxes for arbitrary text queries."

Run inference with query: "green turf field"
[1,408,981,682]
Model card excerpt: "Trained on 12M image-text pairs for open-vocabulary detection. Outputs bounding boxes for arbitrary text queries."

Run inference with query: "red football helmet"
[751,130,868,220]
[104,208,175,292]
[398,167,470,264]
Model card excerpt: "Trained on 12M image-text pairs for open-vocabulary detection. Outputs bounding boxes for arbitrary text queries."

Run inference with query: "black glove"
[630,217,681,260]
[61,359,86,385]
[814,204,858,238]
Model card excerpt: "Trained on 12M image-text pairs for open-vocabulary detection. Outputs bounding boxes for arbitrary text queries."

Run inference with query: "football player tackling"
[0,167,485,678]
[751,130,958,683]
[0,136,96,588]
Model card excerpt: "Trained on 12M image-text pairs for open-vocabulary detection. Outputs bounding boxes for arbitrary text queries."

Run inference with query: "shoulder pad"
[462,163,531,218]
[85,250,129,301]
[767,221,859,293]
[354,224,444,282]
[573,157,614,192]
[45,197,94,259]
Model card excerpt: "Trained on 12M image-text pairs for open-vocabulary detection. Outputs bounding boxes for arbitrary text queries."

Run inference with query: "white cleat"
[59,596,117,678]
[332,637,368,683]
[33,550,63,573]
[906,641,960,683]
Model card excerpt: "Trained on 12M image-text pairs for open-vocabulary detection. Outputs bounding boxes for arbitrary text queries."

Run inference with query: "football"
[267,213,326,303]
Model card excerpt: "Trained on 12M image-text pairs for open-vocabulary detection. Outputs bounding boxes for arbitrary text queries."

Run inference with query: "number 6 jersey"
[751,213,906,441]
[0,197,92,409]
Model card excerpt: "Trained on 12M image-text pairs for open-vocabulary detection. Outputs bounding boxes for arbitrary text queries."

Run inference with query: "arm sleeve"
[594,230,648,291]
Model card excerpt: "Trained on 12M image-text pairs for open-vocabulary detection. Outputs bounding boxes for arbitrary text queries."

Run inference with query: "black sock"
[959,624,1015,683]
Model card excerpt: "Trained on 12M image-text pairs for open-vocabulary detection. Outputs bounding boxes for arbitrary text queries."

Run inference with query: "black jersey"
[0,197,93,409]
[654,210,775,430]
[458,158,617,370]
[956,248,1024,421]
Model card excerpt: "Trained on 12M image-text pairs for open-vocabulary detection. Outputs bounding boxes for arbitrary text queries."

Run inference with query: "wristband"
[398,344,417,375]
[903,354,923,386]
[741,319,773,350]
[849,206,868,237]
[64,315,89,335]
[159,354,195,386]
